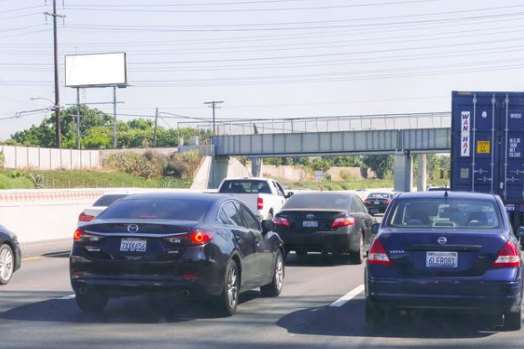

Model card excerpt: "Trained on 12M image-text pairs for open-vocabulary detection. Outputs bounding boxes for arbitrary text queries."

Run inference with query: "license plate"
[302,220,319,228]
[120,238,147,252]
[374,201,380,205]
[426,251,458,268]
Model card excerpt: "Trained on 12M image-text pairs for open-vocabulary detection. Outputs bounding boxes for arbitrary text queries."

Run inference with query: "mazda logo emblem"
[127,224,139,233]
[437,237,447,245]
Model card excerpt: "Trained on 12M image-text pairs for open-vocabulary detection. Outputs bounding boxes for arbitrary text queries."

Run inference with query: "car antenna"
[444,189,449,199]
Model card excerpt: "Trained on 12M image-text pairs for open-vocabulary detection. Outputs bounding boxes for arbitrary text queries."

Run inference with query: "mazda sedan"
[70,193,285,316]
[366,191,523,330]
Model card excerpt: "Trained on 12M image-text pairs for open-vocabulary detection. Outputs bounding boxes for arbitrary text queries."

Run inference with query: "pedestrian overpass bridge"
[185,112,452,191]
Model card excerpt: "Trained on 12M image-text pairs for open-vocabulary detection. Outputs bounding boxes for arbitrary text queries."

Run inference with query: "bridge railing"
[179,112,451,136]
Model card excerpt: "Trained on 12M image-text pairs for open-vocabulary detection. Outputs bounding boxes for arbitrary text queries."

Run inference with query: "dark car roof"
[122,192,234,204]
[396,191,498,201]
[292,191,356,198]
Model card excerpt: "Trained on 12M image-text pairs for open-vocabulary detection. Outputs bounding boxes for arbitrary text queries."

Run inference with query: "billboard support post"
[76,88,81,150]
[113,86,117,149]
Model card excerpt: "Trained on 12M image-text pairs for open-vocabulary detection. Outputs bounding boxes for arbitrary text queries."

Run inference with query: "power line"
[64,0,440,8]
[65,6,524,33]
[0,4,45,14]
[66,0,444,13]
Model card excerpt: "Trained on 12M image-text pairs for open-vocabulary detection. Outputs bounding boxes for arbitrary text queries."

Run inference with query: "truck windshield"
[219,180,271,194]
[386,198,501,229]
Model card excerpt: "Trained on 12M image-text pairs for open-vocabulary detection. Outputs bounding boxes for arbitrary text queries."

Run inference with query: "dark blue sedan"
[365,191,523,330]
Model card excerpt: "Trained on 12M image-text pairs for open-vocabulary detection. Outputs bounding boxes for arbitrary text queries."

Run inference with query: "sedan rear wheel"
[350,234,364,265]
[261,250,284,297]
[503,309,522,331]
[75,289,108,314]
[214,260,240,316]
[365,299,386,330]
[0,244,15,285]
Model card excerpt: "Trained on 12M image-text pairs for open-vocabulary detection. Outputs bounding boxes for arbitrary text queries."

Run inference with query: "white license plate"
[302,220,319,228]
[426,251,458,268]
[374,201,380,205]
[120,238,147,252]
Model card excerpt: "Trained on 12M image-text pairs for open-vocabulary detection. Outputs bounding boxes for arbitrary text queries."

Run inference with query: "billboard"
[65,52,127,88]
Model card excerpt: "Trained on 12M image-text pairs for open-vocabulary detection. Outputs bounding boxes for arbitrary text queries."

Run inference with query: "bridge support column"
[394,152,413,192]
[209,155,230,189]
[417,154,427,192]
[250,157,262,177]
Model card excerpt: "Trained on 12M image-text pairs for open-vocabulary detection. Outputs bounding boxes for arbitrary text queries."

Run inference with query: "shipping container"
[451,91,524,229]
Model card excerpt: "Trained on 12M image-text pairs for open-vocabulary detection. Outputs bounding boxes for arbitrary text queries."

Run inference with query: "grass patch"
[0,169,191,189]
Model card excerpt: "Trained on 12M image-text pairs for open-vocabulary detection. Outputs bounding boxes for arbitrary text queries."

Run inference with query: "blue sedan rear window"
[386,198,501,229]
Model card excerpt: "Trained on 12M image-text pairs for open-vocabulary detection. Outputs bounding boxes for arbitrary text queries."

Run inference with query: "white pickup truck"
[217,177,292,221]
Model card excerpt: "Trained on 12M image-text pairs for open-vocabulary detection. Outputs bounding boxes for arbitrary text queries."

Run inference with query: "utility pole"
[153,107,159,147]
[204,100,224,136]
[45,0,65,148]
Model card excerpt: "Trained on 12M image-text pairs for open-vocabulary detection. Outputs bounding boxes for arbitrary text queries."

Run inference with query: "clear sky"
[1,0,524,140]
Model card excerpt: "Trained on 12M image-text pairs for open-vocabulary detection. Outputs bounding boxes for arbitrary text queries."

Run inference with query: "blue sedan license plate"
[426,251,458,268]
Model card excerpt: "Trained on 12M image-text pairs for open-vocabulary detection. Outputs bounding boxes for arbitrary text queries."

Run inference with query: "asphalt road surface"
[0,238,523,349]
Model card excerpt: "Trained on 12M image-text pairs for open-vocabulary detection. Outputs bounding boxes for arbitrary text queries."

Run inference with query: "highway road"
[0,239,523,349]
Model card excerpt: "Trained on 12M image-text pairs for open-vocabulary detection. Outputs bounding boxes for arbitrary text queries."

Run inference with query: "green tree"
[362,155,393,179]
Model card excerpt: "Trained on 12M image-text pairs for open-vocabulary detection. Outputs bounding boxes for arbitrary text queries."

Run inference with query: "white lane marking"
[58,294,76,300]
[329,284,365,307]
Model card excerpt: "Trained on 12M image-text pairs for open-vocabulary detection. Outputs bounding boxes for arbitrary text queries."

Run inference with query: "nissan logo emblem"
[437,237,447,245]
[127,224,139,233]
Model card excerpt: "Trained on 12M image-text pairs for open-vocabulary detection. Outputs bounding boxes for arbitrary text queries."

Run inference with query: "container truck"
[451,91,524,239]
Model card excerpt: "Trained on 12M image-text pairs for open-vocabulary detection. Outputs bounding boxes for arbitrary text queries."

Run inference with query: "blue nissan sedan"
[365,191,523,330]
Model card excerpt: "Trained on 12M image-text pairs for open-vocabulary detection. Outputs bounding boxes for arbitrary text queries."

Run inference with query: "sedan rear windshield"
[219,180,271,194]
[386,198,501,229]
[97,198,212,221]
[93,194,128,207]
[284,193,351,210]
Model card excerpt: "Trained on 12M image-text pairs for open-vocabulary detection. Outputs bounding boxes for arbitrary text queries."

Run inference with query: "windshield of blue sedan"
[386,198,501,229]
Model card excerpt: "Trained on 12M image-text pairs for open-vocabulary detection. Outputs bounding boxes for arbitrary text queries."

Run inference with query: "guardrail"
[179,112,451,136]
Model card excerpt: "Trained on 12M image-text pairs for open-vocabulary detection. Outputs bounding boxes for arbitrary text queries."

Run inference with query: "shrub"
[104,151,163,179]
[164,151,201,179]
[0,151,4,169]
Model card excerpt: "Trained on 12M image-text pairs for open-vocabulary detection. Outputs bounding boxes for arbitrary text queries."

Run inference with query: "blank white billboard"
[65,52,127,87]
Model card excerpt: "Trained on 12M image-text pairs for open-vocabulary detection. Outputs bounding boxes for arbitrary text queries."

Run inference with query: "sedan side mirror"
[371,223,380,235]
[517,226,524,238]
[261,220,274,234]
[285,191,294,199]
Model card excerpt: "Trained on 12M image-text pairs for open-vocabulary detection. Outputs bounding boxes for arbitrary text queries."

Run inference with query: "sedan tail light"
[331,216,355,229]
[188,230,213,246]
[492,241,521,268]
[367,239,392,266]
[73,228,84,241]
[78,212,95,222]
[257,196,264,210]
[73,228,102,242]
[273,216,290,228]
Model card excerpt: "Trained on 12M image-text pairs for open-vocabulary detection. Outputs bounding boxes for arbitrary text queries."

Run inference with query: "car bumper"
[70,256,225,297]
[281,230,353,253]
[365,205,387,214]
[367,276,523,313]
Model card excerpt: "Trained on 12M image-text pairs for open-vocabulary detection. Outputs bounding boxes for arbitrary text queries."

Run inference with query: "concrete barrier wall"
[0,145,101,170]
[0,188,195,243]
